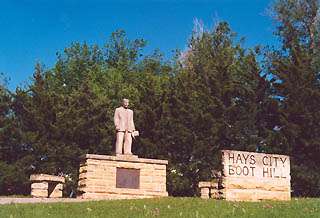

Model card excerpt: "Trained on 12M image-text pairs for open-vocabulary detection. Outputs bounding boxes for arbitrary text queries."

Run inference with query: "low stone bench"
[198,181,220,199]
[30,174,65,198]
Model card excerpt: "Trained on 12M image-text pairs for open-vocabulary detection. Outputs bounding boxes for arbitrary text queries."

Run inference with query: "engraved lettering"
[236,154,243,164]
[249,155,256,165]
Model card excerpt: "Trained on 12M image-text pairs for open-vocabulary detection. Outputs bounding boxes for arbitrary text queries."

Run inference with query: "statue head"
[122,98,129,109]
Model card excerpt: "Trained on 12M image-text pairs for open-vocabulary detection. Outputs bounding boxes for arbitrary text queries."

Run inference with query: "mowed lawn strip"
[0,197,319,218]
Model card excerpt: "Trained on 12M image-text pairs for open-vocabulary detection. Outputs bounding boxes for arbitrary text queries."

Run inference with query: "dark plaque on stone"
[116,168,140,189]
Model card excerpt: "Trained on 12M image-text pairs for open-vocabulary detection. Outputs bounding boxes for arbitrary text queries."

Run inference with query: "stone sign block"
[221,150,291,201]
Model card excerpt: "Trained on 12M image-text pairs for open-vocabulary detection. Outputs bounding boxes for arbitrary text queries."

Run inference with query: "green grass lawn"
[1,197,319,218]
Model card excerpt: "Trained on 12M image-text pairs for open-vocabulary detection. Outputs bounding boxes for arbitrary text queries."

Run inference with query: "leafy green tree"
[266,0,320,196]
[13,59,106,195]
[0,74,30,195]
[2,30,172,196]
[161,22,270,196]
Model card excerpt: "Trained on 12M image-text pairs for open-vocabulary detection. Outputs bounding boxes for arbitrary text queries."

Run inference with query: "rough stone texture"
[30,174,65,183]
[221,150,291,201]
[77,154,168,200]
[48,183,63,198]
[198,181,220,199]
[31,185,48,198]
[31,182,48,190]
[200,187,210,199]
[30,174,65,198]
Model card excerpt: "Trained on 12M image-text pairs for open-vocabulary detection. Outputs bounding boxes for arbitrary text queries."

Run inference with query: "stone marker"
[198,181,220,199]
[221,150,291,201]
[30,174,65,198]
[77,154,168,199]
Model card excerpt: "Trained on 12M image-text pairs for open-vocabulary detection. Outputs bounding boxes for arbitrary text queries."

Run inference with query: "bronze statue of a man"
[114,98,136,155]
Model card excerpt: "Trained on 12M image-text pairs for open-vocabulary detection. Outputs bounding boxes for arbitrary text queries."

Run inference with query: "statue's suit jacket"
[114,106,135,132]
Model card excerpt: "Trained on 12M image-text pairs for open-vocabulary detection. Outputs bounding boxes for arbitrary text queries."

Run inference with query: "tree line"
[1,0,320,197]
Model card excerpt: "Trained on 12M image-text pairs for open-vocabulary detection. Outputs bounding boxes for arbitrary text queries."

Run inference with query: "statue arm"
[131,110,135,131]
[114,109,120,130]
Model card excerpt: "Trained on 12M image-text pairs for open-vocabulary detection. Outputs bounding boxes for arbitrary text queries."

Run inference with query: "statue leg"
[124,131,132,155]
[116,131,125,154]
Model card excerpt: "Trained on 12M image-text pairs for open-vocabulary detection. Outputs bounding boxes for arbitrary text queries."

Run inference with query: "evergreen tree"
[266,0,320,196]
[0,75,29,195]
[3,31,170,196]
[162,22,269,196]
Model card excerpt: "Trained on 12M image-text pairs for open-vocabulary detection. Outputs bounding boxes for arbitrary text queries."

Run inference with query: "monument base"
[77,154,168,200]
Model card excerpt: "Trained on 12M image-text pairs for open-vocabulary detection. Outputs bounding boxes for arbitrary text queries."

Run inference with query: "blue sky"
[0,0,278,90]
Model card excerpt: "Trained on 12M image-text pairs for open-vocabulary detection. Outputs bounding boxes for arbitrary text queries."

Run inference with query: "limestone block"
[225,188,290,201]
[30,174,65,198]
[77,154,168,200]
[153,184,166,192]
[154,165,166,170]
[140,176,165,183]
[116,154,139,160]
[153,170,167,176]
[198,181,219,199]
[47,183,63,198]
[31,189,48,198]
[223,177,290,192]
[49,191,62,198]
[79,192,138,200]
[31,182,48,190]
[48,188,63,198]
[200,187,210,199]
[30,174,65,183]
[210,188,220,199]
[78,189,168,198]
[199,181,217,187]
[221,150,291,201]
[117,162,143,169]
[140,184,159,191]
[82,154,168,165]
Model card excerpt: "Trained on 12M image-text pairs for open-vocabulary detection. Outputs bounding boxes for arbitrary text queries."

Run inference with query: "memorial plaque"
[116,168,140,189]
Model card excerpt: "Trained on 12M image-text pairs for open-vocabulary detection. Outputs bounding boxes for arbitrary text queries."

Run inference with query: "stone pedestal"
[77,154,168,199]
[31,182,48,198]
[198,181,220,199]
[199,182,210,199]
[30,174,65,198]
